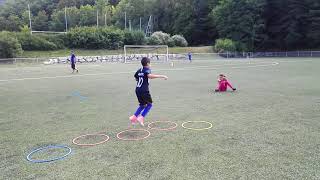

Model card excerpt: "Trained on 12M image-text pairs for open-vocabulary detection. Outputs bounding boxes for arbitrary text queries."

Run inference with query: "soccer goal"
[124,45,169,63]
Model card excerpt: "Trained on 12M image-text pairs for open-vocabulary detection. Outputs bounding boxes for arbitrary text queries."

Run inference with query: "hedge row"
[0,27,189,58]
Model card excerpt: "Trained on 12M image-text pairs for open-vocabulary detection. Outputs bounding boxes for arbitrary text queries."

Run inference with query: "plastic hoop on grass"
[72,134,110,146]
[117,129,151,141]
[26,145,72,163]
[148,121,178,131]
[181,121,213,131]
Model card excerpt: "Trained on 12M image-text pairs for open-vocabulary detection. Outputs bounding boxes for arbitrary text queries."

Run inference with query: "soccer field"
[1,55,320,180]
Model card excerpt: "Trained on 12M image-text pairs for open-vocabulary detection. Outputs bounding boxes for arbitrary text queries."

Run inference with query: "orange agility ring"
[116,129,151,141]
[72,134,110,146]
[148,121,178,131]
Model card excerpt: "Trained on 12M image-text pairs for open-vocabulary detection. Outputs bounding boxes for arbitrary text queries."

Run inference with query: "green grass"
[20,46,213,58]
[1,55,320,179]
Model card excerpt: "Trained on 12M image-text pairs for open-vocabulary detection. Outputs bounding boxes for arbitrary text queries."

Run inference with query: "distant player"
[70,51,79,73]
[129,57,168,126]
[188,52,192,62]
[215,74,236,92]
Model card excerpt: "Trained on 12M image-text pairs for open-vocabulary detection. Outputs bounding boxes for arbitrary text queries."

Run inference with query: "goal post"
[124,45,169,63]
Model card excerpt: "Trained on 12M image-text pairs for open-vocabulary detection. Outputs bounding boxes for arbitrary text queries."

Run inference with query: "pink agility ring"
[72,134,110,146]
[148,121,178,131]
[116,129,151,141]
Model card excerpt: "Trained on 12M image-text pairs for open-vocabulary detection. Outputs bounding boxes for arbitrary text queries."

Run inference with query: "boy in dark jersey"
[70,51,79,73]
[188,52,192,62]
[129,57,168,126]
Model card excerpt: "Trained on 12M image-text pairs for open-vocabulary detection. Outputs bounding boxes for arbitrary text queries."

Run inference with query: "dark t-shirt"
[134,67,151,92]
[71,54,76,64]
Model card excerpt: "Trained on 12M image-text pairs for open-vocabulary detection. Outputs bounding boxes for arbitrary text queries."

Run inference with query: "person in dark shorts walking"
[70,51,79,73]
[129,57,168,126]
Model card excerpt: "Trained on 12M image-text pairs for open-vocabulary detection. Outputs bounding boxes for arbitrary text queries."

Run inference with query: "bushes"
[172,35,188,47]
[39,34,67,49]
[16,33,59,51]
[67,27,124,49]
[147,31,188,47]
[0,28,189,55]
[146,36,161,45]
[124,30,145,45]
[152,31,171,45]
[0,31,23,58]
[214,38,237,52]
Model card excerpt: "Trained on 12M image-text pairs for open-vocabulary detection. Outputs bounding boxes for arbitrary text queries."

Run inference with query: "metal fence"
[0,54,187,65]
[0,58,48,65]
[219,51,320,58]
[0,51,319,65]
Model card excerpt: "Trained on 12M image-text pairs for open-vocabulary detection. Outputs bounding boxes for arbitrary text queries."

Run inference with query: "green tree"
[58,0,77,9]
[113,0,152,30]
[79,5,96,26]
[214,38,236,52]
[33,10,49,31]
[0,31,23,58]
[67,7,81,28]
[50,9,66,31]
[21,11,31,27]
[307,0,320,48]
[212,0,266,51]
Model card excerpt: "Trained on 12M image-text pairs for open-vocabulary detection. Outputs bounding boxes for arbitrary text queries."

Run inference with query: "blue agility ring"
[26,145,72,163]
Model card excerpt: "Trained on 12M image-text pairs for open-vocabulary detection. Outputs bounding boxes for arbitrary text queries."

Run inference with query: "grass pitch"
[0,55,320,180]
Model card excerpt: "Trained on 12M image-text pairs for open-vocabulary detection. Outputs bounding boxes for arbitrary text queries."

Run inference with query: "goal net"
[124,45,169,63]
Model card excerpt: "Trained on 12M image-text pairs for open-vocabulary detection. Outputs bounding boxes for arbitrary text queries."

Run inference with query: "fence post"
[298,51,300,57]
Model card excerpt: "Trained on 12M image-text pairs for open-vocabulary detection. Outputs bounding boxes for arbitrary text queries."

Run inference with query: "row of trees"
[0,0,320,50]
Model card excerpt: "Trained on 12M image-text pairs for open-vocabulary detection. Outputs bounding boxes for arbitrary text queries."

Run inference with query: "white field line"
[0,61,292,83]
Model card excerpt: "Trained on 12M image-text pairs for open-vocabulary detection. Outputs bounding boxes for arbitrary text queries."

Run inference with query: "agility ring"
[72,134,110,146]
[26,145,72,163]
[148,121,178,131]
[181,121,213,131]
[117,129,151,141]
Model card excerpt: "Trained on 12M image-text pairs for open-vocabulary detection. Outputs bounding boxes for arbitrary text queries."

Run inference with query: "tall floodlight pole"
[129,20,132,31]
[28,4,32,34]
[65,7,68,32]
[140,17,142,31]
[105,13,107,26]
[97,10,99,27]
[124,12,127,29]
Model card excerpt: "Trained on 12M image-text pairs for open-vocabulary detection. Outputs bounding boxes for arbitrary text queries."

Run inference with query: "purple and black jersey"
[134,67,151,92]
[71,54,76,64]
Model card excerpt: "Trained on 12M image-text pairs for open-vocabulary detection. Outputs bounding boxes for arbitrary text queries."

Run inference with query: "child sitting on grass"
[215,74,236,92]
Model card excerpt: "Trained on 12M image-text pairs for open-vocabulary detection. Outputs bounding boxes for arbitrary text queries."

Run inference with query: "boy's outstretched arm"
[148,74,168,80]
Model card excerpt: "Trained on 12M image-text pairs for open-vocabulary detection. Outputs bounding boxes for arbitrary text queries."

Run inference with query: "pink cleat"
[129,115,138,125]
[137,115,145,126]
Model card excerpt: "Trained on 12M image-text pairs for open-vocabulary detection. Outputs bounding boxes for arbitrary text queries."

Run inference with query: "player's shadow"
[210,89,238,94]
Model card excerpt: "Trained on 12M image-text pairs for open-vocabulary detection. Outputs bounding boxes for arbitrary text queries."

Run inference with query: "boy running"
[129,57,168,126]
[188,52,192,62]
[70,51,79,73]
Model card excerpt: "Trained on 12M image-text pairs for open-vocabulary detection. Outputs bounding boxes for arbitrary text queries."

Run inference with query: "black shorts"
[136,91,153,105]
[71,63,76,70]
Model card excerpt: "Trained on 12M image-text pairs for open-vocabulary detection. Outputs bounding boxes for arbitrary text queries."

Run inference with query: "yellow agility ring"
[181,121,213,131]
